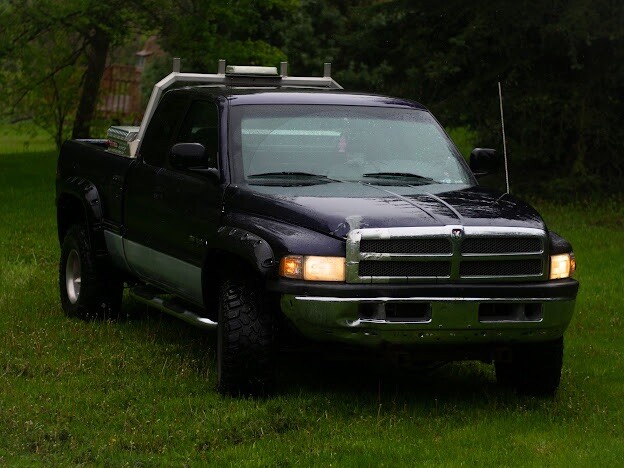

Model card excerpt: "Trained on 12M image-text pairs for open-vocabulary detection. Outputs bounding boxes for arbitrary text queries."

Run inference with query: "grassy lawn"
[0,122,56,154]
[1,150,623,465]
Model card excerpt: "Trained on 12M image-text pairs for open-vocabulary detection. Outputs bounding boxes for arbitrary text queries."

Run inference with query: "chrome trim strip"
[460,274,544,280]
[354,316,544,326]
[351,226,546,239]
[358,318,433,325]
[294,296,569,303]
[123,239,203,305]
[460,253,544,260]
[359,253,453,261]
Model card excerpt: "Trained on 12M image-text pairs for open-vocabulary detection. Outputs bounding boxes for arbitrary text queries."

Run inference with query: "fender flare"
[56,176,104,247]
[201,226,276,320]
[213,226,276,276]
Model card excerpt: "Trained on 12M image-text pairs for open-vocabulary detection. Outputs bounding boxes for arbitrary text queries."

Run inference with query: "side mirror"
[170,143,208,169]
[469,148,499,177]
[170,143,220,181]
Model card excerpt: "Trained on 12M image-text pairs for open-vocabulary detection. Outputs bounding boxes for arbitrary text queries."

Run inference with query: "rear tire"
[495,338,564,396]
[217,277,274,396]
[59,225,123,320]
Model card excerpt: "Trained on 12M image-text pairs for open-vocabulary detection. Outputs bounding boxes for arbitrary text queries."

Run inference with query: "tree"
[398,0,624,195]
[156,0,298,73]
[0,0,302,147]
[0,0,161,147]
[19,31,85,149]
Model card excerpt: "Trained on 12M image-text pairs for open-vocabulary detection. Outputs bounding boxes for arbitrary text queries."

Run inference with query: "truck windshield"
[229,105,473,186]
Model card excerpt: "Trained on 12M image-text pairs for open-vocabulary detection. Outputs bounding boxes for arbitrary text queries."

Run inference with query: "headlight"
[549,253,576,280]
[279,255,346,282]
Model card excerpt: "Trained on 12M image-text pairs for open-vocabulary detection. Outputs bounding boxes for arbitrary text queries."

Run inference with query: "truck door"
[159,99,222,278]
[123,95,222,307]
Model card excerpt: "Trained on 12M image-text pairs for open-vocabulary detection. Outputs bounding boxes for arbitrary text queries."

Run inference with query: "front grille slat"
[360,238,451,254]
[347,228,547,283]
[460,259,543,277]
[461,237,543,254]
[359,261,451,277]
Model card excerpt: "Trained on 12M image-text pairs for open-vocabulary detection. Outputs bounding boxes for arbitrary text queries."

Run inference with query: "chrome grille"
[346,226,548,283]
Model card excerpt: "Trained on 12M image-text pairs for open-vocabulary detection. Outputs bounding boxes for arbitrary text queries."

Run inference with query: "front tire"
[59,225,123,320]
[495,338,564,396]
[217,277,275,396]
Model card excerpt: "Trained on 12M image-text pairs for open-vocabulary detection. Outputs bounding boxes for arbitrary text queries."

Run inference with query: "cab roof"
[167,85,428,110]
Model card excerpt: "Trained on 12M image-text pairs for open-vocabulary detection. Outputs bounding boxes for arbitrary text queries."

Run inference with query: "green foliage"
[159,0,297,71]
[276,0,352,75]
[446,126,477,159]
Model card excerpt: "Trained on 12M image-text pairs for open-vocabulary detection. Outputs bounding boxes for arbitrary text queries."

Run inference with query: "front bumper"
[273,279,578,347]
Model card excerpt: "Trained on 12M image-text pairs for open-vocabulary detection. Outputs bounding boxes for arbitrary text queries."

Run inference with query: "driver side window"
[175,100,219,168]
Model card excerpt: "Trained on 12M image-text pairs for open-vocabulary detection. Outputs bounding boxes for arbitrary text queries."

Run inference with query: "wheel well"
[202,251,261,320]
[57,194,87,244]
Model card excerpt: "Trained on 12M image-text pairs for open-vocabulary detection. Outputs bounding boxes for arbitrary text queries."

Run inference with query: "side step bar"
[129,285,217,329]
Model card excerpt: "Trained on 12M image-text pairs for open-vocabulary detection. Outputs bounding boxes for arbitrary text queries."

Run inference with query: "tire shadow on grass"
[117,296,529,404]
[275,346,503,401]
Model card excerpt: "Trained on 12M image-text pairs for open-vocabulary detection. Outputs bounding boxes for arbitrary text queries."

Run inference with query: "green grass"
[0,121,56,154]
[1,150,623,465]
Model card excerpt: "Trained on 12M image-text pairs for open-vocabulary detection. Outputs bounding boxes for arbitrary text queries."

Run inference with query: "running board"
[129,286,217,329]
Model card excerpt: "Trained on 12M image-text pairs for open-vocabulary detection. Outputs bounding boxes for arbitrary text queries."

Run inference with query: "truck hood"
[224,182,546,239]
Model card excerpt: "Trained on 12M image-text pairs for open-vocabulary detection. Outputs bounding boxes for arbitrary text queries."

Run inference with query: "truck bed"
[56,139,135,231]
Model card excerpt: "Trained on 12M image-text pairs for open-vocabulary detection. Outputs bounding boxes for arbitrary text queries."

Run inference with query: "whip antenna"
[498,81,510,194]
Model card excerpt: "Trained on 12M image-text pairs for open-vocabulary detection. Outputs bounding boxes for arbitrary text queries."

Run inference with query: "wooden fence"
[98,65,142,123]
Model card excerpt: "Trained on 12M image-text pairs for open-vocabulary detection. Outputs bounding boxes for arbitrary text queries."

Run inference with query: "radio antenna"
[498,81,510,194]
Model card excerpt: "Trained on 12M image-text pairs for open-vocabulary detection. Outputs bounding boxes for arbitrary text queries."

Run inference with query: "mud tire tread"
[217,277,274,396]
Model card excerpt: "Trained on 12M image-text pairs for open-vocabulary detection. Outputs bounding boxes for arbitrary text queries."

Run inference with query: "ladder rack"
[135,59,342,148]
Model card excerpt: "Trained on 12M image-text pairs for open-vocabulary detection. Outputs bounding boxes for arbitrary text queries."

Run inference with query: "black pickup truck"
[56,61,578,395]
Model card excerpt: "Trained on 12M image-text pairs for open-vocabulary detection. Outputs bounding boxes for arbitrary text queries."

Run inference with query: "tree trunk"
[72,27,109,139]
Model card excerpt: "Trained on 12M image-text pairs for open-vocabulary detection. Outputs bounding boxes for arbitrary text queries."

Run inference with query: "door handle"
[153,185,164,200]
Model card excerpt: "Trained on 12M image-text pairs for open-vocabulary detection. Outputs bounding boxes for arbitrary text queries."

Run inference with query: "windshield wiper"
[362,172,437,184]
[248,171,345,183]
[248,171,330,179]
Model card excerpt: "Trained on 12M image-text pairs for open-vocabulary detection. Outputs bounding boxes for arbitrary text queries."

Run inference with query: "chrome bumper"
[280,295,576,346]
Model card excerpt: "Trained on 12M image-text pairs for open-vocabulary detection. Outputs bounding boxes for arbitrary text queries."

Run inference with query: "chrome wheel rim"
[65,249,81,304]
